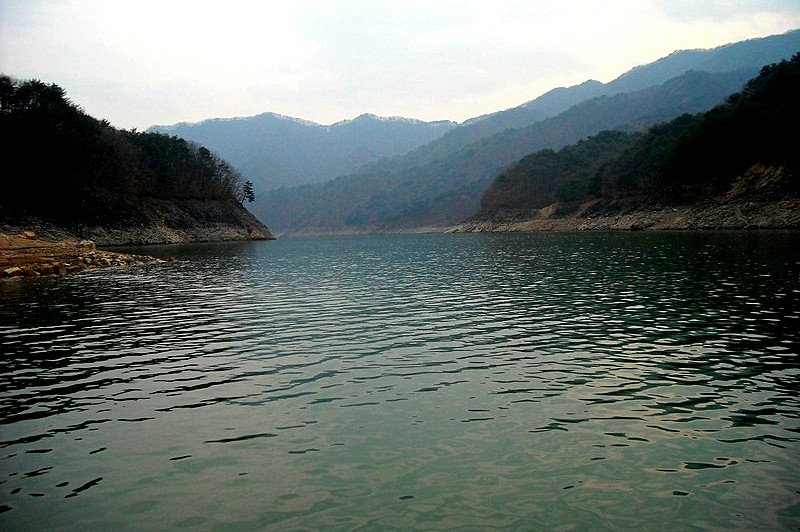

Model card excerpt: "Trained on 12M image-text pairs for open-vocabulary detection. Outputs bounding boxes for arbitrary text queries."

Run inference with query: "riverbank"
[1,232,171,280]
[1,197,275,246]
[452,196,800,233]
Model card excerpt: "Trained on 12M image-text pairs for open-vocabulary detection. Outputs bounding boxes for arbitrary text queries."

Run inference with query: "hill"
[255,30,799,234]
[0,76,273,245]
[465,54,800,231]
[150,113,457,190]
[259,68,759,234]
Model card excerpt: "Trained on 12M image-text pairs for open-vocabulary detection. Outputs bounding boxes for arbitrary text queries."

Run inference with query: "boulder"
[2,266,23,278]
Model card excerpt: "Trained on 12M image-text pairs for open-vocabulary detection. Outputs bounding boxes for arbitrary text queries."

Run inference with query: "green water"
[1,232,799,530]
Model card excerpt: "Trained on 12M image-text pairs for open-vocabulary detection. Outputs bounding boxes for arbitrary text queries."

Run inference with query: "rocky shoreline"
[1,232,172,281]
[1,197,275,247]
[452,196,800,233]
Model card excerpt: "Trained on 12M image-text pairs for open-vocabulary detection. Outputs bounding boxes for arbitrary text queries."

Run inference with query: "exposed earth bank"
[454,166,800,233]
[453,197,800,233]
[1,232,170,280]
[1,199,275,280]
[1,198,275,247]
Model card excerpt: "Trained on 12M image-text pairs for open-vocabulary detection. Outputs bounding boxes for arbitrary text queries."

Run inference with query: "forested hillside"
[473,54,800,229]
[259,68,758,234]
[600,53,799,203]
[478,131,642,213]
[251,30,799,234]
[0,76,272,244]
[391,28,800,178]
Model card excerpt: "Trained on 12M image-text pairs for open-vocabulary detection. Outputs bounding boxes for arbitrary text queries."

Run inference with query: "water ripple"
[1,232,799,530]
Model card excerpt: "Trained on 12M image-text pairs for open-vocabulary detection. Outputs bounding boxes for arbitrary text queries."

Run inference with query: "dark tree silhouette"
[1,75,250,228]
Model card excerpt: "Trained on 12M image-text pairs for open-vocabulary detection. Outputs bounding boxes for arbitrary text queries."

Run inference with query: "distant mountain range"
[258,68,762,233]
[150,113,456,190]
[149,29,800,234]
[406,27,800,171]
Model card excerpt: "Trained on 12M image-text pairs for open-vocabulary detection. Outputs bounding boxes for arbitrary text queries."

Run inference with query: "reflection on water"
[1,232,799,530]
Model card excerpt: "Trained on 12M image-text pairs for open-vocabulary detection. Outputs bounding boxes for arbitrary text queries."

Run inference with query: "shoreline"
[265,195,800,237]
[1,232,172,281]
[452,197,800,234]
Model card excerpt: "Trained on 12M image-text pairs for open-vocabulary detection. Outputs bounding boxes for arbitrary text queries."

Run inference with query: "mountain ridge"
[461,54,800,232]
[147,29,799,235]
[258,67,762,234]
[150,113,458,190]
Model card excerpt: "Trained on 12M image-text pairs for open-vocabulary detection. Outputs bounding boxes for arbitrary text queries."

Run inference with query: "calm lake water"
[1,232,799,531]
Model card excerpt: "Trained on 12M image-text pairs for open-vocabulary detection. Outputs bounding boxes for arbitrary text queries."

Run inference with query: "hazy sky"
[2,1,799,129]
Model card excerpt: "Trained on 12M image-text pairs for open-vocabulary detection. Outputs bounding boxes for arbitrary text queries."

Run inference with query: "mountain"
[0,76,273,245]
[255,29,799,234]
[351,29,800,180]
[604,29,800,95]
[150,30,799,206]
[150,113,457,190]
[258,67,760,234]
[466,54,800,231]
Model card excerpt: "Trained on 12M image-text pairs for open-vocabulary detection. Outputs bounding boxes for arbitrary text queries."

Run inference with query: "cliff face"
[3,198,274,246]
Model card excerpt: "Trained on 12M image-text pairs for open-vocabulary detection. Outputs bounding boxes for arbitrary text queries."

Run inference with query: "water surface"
[1,232,799,530]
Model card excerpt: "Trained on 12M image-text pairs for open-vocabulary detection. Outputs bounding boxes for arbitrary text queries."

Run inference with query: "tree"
[242,180,255,203]
[1,75,252,227]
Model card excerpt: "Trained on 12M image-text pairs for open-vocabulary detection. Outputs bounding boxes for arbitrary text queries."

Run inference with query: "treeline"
[480,130,642,211]
[478,53,800,217]
[0,76,253,228]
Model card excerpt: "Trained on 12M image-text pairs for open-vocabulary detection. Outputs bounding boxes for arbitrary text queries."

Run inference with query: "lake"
[1,232,799,530]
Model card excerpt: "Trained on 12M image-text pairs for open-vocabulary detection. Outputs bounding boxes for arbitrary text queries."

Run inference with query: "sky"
[2,1,799,130]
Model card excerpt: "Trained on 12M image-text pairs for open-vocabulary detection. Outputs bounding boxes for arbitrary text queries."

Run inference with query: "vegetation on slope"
[1,75,258,236]
[480,131,641,212]
[259,68,757,233]
[254,30,799,234]
[477,53,800,220]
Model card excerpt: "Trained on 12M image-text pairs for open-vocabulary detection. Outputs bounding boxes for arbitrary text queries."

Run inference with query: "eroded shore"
[452,196,800,233]
[1,232,171,280]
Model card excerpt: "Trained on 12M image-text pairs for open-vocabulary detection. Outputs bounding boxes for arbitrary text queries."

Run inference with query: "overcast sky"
[2,0,799,130]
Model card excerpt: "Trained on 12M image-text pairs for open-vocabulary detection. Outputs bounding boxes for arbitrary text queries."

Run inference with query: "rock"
[2,232,168,280]
[3,266,23,278]
[77,239,96,251]
[19,230,36,239]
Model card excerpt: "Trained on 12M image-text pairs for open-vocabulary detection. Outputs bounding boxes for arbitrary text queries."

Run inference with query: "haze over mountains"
[260,68,763,233]
[150,29,800,234]
[151,113,456,189]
